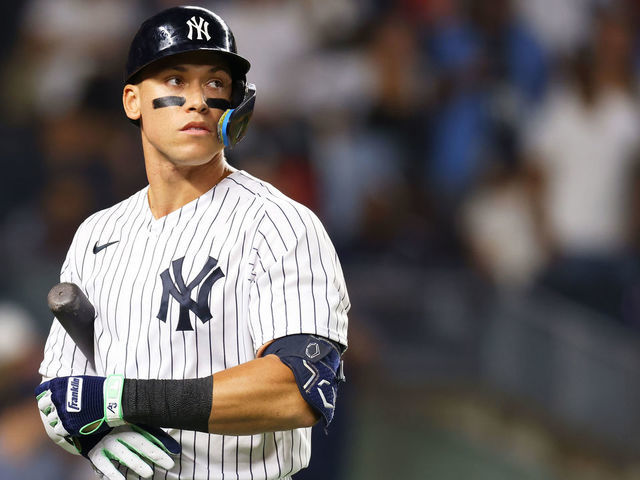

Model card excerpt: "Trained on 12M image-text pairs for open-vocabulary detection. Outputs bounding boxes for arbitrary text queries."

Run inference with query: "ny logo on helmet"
[186,16,211,41]
[157,256,224,331]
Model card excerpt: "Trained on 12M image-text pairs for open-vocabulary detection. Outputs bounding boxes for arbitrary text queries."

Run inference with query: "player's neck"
[145,153,235,219]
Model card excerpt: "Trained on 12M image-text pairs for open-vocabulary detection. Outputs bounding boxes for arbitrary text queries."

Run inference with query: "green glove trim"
[130,424,167,451]
[103,448,132,469]
[79,418,105,435]
[104,374,126,427]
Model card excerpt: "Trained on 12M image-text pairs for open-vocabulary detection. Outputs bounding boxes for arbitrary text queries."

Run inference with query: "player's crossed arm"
[36,334,344,437]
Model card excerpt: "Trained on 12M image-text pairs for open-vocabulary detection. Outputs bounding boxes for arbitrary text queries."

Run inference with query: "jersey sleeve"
[39,223,96,378]
[247,201,350,353]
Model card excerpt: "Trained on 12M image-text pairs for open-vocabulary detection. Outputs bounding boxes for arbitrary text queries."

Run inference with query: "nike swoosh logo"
[93,241,119,254]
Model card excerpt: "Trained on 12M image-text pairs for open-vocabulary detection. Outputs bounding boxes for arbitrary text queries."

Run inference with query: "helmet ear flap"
[217,83,256,148]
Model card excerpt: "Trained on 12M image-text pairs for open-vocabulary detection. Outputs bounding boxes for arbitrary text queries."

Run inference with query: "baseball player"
[34,6,349,480]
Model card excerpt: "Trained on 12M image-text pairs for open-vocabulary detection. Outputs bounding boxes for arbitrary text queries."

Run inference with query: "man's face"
[124,52,233,167]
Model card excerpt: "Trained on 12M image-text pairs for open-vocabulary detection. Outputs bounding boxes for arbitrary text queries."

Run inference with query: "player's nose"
[184,85,208,114]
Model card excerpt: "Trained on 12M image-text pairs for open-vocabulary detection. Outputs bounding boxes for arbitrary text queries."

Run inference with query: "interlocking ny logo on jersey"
[186,16,210,41]
[157,256,224,331]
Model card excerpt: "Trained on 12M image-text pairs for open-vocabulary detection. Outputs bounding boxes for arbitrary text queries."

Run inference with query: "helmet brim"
[125,47,250,84]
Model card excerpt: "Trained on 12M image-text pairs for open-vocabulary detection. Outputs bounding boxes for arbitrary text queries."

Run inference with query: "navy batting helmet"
[125,6,250,84]
[125,6,255,147]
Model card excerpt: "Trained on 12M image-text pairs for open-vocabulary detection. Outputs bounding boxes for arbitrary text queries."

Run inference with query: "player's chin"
[173,142,223,166]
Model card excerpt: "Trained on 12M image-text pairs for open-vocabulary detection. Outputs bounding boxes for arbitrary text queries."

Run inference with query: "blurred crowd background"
[2,0,640,478]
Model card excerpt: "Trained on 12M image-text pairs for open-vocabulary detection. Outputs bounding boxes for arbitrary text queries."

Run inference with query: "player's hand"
[37,381,180,479]
[85,425,180,480]
[35,374,124,437]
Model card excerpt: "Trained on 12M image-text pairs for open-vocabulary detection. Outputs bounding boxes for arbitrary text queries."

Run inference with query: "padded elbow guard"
[263,334,345,427]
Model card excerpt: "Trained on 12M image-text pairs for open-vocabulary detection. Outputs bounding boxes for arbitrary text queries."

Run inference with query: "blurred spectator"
[425,0,548,204]
[524,6,640,319]
[310,11,435,263]
[4,0,140,120]
[461,161,546,290]
[514,0,594,58]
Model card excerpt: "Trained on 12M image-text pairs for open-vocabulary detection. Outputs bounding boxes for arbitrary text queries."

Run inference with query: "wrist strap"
[104,374,126,427]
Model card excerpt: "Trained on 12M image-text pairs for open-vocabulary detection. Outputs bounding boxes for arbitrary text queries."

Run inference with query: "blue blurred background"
[2,0,640,478]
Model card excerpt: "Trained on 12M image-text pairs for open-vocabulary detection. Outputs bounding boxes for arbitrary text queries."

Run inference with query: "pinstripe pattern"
[39,170,349,479]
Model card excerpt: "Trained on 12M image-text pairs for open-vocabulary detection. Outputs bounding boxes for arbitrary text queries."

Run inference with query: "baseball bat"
[47,282,95,368]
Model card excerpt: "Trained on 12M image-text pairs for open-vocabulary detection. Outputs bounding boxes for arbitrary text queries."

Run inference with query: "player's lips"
[180,122,212,134]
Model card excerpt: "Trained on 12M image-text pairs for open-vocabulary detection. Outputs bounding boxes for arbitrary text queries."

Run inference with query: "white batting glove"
[87,425,178,480]
[36,388,80,455]
[37,386,179,479]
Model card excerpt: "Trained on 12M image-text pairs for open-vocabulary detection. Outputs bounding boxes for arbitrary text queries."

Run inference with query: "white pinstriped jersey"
[39,170,350,480]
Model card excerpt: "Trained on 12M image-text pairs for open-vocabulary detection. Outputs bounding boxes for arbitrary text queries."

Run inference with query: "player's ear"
[123,84,141,121]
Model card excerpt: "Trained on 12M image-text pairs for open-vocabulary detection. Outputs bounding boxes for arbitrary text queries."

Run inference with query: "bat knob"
[47,282,96,367]
[48,282,83,315]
